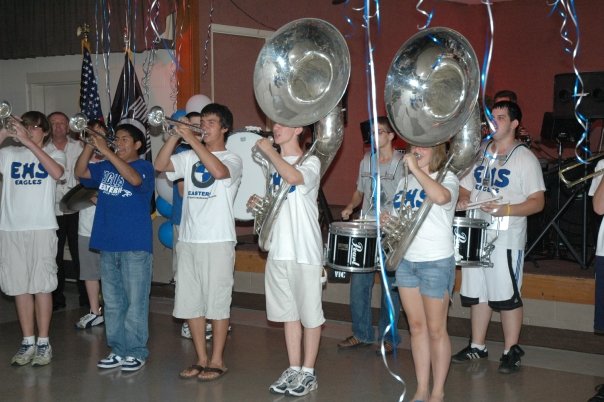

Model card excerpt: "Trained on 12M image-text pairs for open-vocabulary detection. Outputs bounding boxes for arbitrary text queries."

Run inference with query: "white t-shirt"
[0,145,66,230]
[460,144,546,249]
[391,170,459,262]
[78,205,96,237]
[589,159,604,256]
[167,149,242,243]
[44,138,83,216]
[268,155,323,266]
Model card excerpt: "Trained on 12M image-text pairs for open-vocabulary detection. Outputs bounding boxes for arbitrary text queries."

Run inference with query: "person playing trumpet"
[75,123,154,372]
[382,144,459,402]
[155,103,242,381]
[0,111,65,367]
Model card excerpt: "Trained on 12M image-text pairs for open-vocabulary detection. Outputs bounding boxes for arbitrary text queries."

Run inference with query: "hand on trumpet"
[85,130,112,156]
[1,117,32,145]
[246,193,264,213]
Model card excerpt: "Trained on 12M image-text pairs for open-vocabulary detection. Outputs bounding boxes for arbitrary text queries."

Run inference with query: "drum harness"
[469,139,529,265]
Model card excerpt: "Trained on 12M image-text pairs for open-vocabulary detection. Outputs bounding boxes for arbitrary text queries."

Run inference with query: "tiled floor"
[1,285,603,402]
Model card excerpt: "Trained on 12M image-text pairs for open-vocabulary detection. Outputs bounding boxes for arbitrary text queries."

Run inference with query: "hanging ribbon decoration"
[548,0,589,163]
[99,0,113,118]
[141,0,158,102]
[415,0,433,30]
[200,0,214,78]
[480,0,500,162]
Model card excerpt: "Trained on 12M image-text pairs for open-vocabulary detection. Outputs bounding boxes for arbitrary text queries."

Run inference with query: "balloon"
[158,221,173,249]
[171,109,187,120]
[156,172,173,204]
[156,196,173,218]
[186,94,212,113]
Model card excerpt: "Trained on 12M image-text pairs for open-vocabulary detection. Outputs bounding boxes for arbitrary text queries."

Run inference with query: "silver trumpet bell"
[147,106,206,140]
[69,113,119,152]
[0,100,23,141]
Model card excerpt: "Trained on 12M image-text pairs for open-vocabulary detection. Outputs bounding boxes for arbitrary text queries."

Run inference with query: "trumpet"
[69,113,119,152]
[558,153,604,187]
[147,106,206,141]
[0,100,25,142]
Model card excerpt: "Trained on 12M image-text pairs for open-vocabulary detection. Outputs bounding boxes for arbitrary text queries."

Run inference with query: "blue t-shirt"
[80,159,155,253]
[170,143,192,226]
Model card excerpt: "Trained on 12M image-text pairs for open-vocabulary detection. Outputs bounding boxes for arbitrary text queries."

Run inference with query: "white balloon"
[155,172,174,204]
[186,94,212,113]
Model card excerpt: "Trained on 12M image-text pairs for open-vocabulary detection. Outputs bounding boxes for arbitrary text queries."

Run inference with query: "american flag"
[79,41,103,121]
[109,52,151,158]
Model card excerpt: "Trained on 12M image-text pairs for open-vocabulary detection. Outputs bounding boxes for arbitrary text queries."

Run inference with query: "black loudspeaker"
[360,119,371,144]
[540,111,584,143]
[553,72,604,119]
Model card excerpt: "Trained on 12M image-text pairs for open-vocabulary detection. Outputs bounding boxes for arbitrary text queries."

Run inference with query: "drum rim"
[453,216,489,228]
[325,262,378,273]
[329,221,378,236]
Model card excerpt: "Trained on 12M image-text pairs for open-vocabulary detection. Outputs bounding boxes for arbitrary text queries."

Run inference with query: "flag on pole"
[109,51,151,160]
[80,40,103,121]
[110,51,155,214]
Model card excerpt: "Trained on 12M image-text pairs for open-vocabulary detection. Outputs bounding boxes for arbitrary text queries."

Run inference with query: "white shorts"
[265,259,325,328]
[0,230,58,296]
[459,245,524,310]
[79,235,100,280]
[172,241,235,320]
[172,224,180,276]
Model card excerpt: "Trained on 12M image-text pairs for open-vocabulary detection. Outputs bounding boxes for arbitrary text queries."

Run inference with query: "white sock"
[37,337,49,346]
[470,343,487,351]
[301,366,314,375]
[290,366,301,371]
[23,336,35,345]
[503,349,509,355]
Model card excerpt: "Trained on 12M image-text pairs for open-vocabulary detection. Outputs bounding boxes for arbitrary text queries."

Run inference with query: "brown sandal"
[179,364,204,379]
[198,366,229,382]
[337,335,371,349]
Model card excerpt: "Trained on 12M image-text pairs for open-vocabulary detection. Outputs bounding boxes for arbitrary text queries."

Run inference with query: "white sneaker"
[269,367,300,394]
[31,343,53,366]
[286,370,318,396]
[76,311,104,329]
[97,353,124,369]
[121,356,145,372]
[11,343,36,366]
[181,322,192,339]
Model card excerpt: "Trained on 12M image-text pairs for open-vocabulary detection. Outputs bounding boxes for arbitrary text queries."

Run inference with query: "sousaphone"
[251,18,351,251]
[383,27,482,271]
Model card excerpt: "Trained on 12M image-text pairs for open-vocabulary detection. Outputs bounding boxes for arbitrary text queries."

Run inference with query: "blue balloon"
[171,109,187,120]
[158,221,173,249]
[156,196,173,218]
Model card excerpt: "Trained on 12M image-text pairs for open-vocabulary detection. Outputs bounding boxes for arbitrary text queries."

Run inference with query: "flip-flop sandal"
[198,366,229,382]
[179,364,204,379]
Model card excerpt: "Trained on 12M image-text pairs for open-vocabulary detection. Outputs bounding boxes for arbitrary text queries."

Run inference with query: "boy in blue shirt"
[75,123,154,372]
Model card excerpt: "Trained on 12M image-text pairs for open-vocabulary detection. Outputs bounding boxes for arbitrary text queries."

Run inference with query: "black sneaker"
[451,343,488,363]
[498,344,525,374]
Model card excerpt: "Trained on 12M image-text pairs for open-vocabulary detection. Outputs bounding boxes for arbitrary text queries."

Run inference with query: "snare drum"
[452,217,490,267]
[326,221,378,273]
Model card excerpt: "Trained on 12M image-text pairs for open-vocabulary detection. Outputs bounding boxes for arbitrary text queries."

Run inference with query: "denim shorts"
[395,255,456,299]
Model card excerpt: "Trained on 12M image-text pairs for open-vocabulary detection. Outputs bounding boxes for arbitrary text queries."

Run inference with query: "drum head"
[225,131,266,221]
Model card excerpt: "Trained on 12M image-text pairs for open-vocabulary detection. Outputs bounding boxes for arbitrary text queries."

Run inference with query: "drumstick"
[463,196,502,211]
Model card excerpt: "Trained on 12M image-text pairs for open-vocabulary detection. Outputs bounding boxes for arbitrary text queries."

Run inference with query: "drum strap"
[479,140,528,167]
[360,150,404,181]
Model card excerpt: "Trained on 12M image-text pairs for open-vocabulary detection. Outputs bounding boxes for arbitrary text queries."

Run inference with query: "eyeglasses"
[26,125,42,130]
[378,129,392,135]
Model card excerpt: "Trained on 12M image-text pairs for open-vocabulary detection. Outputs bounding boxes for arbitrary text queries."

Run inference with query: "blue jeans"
[101,251,153,360]
[350,271,401,345]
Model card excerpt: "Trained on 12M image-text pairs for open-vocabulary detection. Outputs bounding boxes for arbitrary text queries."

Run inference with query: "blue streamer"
[480,0,498,161]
